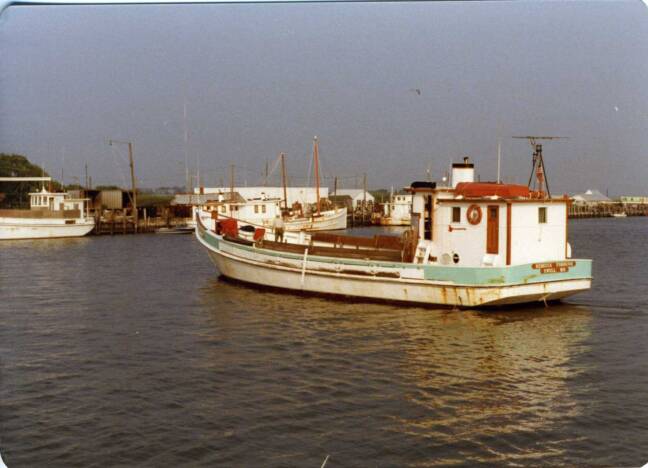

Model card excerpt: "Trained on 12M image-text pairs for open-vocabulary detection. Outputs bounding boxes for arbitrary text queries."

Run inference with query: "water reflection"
[0,237,91,253]
[393,304,593,464]
[197,279,594,465]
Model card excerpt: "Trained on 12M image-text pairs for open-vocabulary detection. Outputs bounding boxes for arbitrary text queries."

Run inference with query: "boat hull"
[284,207,347,231]
[380,216,411,226]
[0,218,95,240]
[196,224,592,308]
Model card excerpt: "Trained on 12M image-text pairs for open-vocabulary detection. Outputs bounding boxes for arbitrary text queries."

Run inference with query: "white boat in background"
[0,182,95,240]
[195,194,346,233]
[611,212,627,218]
[380,192,412,226]
[196,145,592,308]
[192,136,347,232]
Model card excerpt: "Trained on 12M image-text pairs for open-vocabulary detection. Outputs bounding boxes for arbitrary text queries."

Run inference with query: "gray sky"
[1,1,647,195]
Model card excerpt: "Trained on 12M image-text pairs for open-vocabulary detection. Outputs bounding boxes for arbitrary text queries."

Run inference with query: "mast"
[313,136,321,216]
[183,99,190,194]
[363,172,367,224]
[280,152,288,210]
[497,138,501,184]
[230,164,235,199]
[513,135,568,198]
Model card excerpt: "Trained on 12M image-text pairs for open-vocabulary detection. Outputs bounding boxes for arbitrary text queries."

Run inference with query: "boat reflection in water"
[393,304,592,464]
[198,278,592,465]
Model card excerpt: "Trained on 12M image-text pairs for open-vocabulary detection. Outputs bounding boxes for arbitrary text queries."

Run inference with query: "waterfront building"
[334,189,375,209]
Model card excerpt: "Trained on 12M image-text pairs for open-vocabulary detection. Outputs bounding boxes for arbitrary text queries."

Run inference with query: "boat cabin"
[201,192,283,226]
[29,188,89,217]
[409,158,570,268]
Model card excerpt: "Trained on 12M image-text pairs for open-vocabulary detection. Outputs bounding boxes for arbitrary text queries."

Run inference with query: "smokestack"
[451,157,475,188]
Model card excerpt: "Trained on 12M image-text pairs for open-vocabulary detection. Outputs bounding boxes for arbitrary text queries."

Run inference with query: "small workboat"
[195,146,592,308]
[379,192,412,226]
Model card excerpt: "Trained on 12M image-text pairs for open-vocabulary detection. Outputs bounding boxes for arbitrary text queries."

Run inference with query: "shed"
[334,189,375,209]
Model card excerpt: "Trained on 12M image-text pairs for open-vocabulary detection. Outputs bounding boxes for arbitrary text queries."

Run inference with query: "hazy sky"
[1,1,647,195]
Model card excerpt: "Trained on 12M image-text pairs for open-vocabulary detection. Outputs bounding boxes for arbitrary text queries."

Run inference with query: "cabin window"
[262,205,266,214]
[424,195,433,240]
[220,205,226,213]
[74,203,79,210]
[452,207,461,223]
[254,205,259,214]
[538,207,547,224]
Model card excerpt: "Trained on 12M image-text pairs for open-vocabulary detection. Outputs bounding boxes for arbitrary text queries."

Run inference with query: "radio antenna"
[512,136,569,198]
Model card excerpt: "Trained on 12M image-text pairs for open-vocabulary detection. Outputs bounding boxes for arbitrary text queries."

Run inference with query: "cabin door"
[486,205,499,254]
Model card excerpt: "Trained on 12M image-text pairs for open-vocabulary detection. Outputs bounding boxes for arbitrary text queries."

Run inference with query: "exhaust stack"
[451,157,475,188]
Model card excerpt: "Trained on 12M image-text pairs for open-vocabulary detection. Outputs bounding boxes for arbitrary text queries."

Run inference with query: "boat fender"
[466,205,482,225]
[452,253,460,264]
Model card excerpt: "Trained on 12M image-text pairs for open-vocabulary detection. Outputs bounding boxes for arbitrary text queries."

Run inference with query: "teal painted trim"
[206,230,592,286]
[422,260,592,286]
[199,226,219,250]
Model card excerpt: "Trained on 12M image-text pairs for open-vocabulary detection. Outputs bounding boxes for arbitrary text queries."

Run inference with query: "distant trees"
[0,153,61,208]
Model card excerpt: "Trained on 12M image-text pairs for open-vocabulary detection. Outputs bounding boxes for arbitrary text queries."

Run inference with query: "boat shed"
[334,189,375,209]
[67,189,136,212]
[329,194,353,210]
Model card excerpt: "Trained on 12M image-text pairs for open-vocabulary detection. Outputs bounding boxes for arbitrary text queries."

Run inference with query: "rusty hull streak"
[486,276,506,285]
[522,273,540,284]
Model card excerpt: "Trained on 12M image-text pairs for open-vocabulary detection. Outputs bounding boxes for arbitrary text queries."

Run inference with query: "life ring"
[466,204,482,225]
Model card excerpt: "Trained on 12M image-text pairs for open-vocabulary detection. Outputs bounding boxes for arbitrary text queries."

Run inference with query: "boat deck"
[238,231,413,262]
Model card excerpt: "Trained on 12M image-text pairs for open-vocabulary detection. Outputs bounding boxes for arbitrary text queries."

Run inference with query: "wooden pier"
[569,203,648,218]
[92,209,187,235]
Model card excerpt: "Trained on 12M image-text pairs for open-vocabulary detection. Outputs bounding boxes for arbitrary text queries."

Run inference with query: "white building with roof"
[571,189,611,205]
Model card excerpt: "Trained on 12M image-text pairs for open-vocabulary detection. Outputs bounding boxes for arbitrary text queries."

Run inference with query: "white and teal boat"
[195,155,592,308]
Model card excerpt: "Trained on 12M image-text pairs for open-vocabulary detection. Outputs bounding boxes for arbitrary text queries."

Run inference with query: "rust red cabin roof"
[454,182,530,199]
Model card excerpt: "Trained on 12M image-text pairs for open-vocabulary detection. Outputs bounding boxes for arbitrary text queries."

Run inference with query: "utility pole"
[85,162,89,189]
[109,139,138,232]
[280,152,288,210]
[333,176,338,196]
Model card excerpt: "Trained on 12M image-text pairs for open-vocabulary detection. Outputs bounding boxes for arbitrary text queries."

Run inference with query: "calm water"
[1,218,647,467]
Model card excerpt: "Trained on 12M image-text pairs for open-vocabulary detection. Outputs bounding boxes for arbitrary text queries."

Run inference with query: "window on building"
[262,205,266,214]
[452,207,461,223]
[254,205,259,214]
[539,207,547,223]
